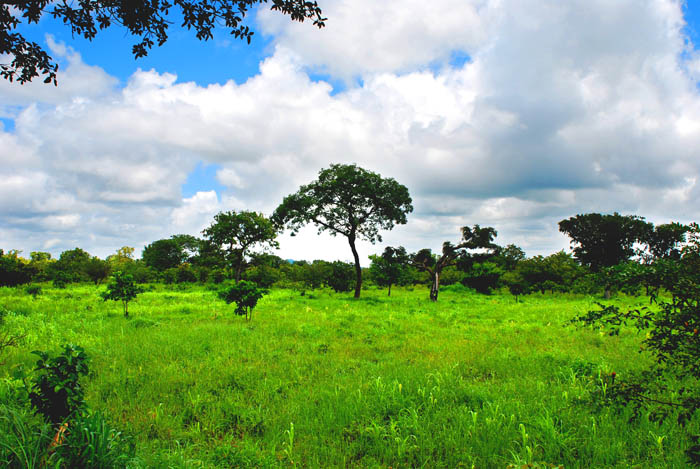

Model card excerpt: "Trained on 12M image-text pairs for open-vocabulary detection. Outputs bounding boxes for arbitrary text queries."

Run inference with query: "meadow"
[1,284,697,468]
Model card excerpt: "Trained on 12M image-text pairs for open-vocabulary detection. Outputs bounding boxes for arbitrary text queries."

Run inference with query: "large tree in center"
[558,212,651,271]
[203,211,279,282]
[273,164,413,298]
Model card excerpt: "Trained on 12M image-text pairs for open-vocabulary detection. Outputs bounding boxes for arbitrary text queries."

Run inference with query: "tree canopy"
[273,163,413,298]
[369,246,410,296]
[411,225,498,301]
[1,0,325,85]
[202,210,279,282]
[558,213,651,271]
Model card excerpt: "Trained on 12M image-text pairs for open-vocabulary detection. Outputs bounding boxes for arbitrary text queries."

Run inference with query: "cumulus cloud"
[1,0,700,263]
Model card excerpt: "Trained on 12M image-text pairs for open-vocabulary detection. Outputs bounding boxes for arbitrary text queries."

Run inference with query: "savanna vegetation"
[1,165,699,467]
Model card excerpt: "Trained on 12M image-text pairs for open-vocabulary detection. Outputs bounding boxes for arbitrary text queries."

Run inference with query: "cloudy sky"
[2,0,700,264]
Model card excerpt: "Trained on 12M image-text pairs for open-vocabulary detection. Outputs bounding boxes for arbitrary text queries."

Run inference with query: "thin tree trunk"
[123,300,129,318]
[430,271,439,301]
[388,283,392,297]
[348,235,362,298]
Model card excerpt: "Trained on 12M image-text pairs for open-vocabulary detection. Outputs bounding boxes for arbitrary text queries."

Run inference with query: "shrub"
[460,262,503,294]
[100,271,144,318]
[29,344,89,426]
[52,272,69,289]
[25,285,41,299]
[571,226,700,465]
[326,261,355,293]
[218,281,267,321]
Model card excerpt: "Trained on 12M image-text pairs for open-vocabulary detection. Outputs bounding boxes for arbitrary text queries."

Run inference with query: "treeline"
[1,212,696,303]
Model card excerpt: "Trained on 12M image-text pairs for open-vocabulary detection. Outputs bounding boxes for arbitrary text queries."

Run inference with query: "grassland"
[1,284,697,467]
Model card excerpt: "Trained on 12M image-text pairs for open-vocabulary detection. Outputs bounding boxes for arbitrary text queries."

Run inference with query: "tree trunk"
[348,235,362,298]
[388,283,392,297]
[123,300,129,318]
[430,271,439,301]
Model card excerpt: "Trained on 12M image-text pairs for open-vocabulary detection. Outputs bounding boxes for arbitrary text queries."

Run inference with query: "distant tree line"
[0,164,696,305]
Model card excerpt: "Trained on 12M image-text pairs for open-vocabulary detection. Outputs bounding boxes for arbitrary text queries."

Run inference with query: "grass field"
[1,284,698,467]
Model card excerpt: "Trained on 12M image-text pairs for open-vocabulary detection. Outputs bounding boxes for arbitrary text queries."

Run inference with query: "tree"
[274,164,413,298]
[558,213,651,271]
[326,261,355,293]
[460,261,503,294]
[570,225,700,465]
[0,249,36,287]
[369,246,409,296]
[142,238,186,271]
[492,244,526,271]
[50,247,92,283]
[1,0,325,85]
[411,225,498,301]
[84,256,111,285]
[218,280,266,321]
[642,222,690,261]
[202,211,279,282]
[559,213,652,298]
[100,271,144,318]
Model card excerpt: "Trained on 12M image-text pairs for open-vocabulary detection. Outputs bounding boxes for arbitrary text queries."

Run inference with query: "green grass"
[0,284,697,467]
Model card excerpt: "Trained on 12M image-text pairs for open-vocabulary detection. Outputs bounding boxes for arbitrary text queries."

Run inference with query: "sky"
[2,0,700,265]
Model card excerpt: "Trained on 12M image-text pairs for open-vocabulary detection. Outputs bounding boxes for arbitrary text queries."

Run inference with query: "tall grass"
[0,284,697,467]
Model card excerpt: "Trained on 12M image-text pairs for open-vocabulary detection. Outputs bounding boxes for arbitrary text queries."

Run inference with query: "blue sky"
[2,0,700,261]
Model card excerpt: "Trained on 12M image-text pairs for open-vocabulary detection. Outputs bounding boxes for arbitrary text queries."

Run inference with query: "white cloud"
[1,1,700,263]
[257,0,498,80]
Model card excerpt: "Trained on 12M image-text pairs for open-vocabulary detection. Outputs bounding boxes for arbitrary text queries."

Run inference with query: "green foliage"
[203,211,279,282]
[2,0,325,85]
[100,271,144,318]
[642,222,690,261]
[411,225,499,301]
[558,212,651,271]
[48,410,135,468]
[461,262,503,294]
[243,264,281,288]
[50,248,93,283]
[326,261,355,293]
[274,163,413,298]
[29,344,89,426]
[142,238,186,271]
[24,285,41,299]
[492,244,526,271]
[175,263,197,283]
[514,251,585,294]
[369,246,410,296]
[0,250,35,287]
[0,402,53,469]
[571,226,700,465]
[52,271,69,289]
[218,280,267,321]
[502,270,529,301]
[84,257,111,285]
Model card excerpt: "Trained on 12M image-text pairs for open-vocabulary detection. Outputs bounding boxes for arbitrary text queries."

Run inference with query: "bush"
[218,281,267,321]
[25,285,41,299]
[571,226,700,465]
[326,261,355,293]
[100,271,144,318]
[460,262,503,294]
[29,344,89,426]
